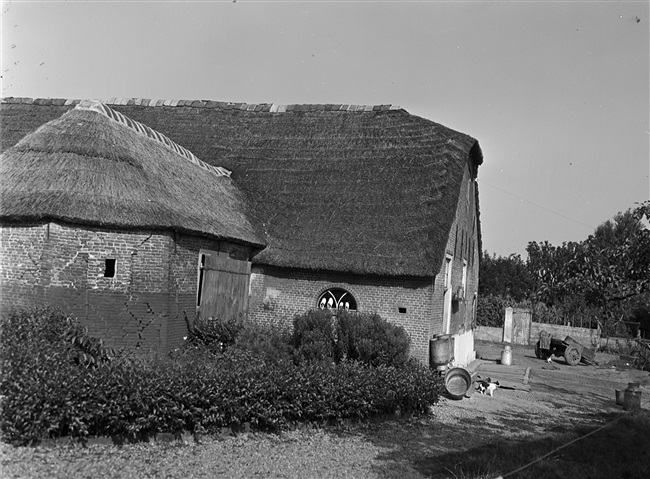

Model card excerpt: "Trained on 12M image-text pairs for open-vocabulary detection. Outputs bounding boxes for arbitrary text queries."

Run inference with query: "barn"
[1,97,483,365]
[0,100,265,353]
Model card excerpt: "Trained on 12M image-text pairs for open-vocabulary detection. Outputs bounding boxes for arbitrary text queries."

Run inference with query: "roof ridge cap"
[2,96,403,112]
[74,100,231,178]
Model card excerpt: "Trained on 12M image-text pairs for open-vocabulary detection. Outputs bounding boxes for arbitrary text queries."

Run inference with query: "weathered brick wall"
[0,222,175,353]
[248,266,434,363]
[1,222,254,353]
[0,223,48,309]
[433,164,480,338]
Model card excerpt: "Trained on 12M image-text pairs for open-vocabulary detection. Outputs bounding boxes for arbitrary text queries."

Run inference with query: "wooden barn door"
[198,250,251,321]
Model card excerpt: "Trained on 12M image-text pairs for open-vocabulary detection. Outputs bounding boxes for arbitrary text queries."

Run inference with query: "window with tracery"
[317,288,357,311]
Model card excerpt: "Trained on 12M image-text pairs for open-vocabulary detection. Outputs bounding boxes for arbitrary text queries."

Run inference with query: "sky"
[1,0,649,259]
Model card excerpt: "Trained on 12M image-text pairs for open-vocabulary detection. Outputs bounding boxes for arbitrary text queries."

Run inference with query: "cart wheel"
[535,341,548,360]
[564,345,581,366]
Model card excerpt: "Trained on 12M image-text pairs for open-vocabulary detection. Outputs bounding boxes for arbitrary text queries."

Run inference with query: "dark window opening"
[318,288,357,311]
[197,254,206,307]
[104,259,116,278]
[398,307,407,314]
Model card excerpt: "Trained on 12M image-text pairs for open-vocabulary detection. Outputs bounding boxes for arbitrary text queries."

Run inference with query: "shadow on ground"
[340,410,650,479]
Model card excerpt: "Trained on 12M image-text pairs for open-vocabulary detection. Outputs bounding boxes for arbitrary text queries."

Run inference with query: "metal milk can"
[501,345,513,366]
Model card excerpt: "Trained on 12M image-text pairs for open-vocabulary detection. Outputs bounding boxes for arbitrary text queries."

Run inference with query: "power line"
[478,179,595,230]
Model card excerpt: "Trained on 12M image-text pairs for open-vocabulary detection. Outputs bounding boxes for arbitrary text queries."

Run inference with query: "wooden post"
[503,307,513,343]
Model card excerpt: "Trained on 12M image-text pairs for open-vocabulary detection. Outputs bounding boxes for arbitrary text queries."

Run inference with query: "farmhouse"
[1,97,483,365]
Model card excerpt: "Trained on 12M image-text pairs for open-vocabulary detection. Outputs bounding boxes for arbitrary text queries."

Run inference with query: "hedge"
[1,307,444,445]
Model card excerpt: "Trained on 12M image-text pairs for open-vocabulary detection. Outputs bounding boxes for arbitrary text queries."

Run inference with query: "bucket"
[623,390,642,411]
[429,335,451,367]
[445,367,472,400]
[500,345,513,366]
[615,389,624,405]
[627,382,640,392]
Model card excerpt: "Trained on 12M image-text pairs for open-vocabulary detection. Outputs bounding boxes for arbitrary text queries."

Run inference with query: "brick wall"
[433,164,480,337]
[0,221,246,354]
[1,222,172,352]
[0,223,48,309]
[248,266,434,363]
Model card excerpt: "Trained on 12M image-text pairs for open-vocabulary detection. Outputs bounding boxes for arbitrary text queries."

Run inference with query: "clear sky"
[2,0,648,258]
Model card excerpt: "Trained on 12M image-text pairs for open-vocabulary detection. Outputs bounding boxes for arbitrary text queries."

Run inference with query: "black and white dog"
[475,376,500,396]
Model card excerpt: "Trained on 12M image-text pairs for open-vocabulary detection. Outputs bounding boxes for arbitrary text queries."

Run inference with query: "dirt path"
[436,341,650,437]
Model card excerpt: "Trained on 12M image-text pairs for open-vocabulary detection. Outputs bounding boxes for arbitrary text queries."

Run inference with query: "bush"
[2,307,441,445]
[335,310,410,367]
[233,323,293,363]
[0,306,115,368]
[184,315,244,354]
[291,309,336,364]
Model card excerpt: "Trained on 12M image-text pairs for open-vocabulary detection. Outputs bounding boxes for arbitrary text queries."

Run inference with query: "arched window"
[317,288,357,311]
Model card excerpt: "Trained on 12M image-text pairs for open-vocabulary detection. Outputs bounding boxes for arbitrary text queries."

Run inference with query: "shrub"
[184,315,243,354]
[233,323,293,363]
[334,310,410,367]
[1,307,443,445]
[0,306,115,368]
[291,309,336,364]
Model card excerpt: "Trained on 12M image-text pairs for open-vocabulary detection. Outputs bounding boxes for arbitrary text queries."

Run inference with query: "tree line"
[478,200,650,337]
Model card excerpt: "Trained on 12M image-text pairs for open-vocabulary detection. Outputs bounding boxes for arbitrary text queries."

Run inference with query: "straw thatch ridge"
[75,100,232,178]
[0,106,266,248]
[1,98,483,277]
[1,97,403,113]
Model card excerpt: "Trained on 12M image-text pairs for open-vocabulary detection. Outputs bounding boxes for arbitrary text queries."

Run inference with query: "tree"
[525,201,650,335]
[525,240,585,305]
[571,202,650,305]
[479,251,535,302]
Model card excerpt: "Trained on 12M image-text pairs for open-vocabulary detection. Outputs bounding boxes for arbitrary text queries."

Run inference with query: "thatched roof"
[0,100,265,248]
[1,97,483,277]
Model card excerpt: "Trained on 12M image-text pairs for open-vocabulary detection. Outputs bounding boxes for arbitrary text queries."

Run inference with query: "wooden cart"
[534,330,597,366]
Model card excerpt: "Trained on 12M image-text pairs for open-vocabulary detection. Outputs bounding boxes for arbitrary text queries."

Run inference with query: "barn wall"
[248,266,433,363]
[0,221,249,354]
[432,165,480,336]
[1,222,173,353]
[0,222,48,309]
[169,234,252,350]
[428,164,480,366]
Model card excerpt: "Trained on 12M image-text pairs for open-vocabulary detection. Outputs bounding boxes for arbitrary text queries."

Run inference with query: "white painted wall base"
[452,329,476,367]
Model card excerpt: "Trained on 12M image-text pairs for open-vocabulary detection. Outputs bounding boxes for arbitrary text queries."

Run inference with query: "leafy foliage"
[481,202,650,336]
[479,251,536,302]
[184,315,244,354]
[233,323,294,363]
[527,202,650,308]
[291,309,337,364]
[476,294,516,327]
[334,310,410,367]
[1,307,440,445]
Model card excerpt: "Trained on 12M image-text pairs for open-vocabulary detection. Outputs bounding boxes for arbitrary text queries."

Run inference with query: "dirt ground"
[432,340,650,438]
